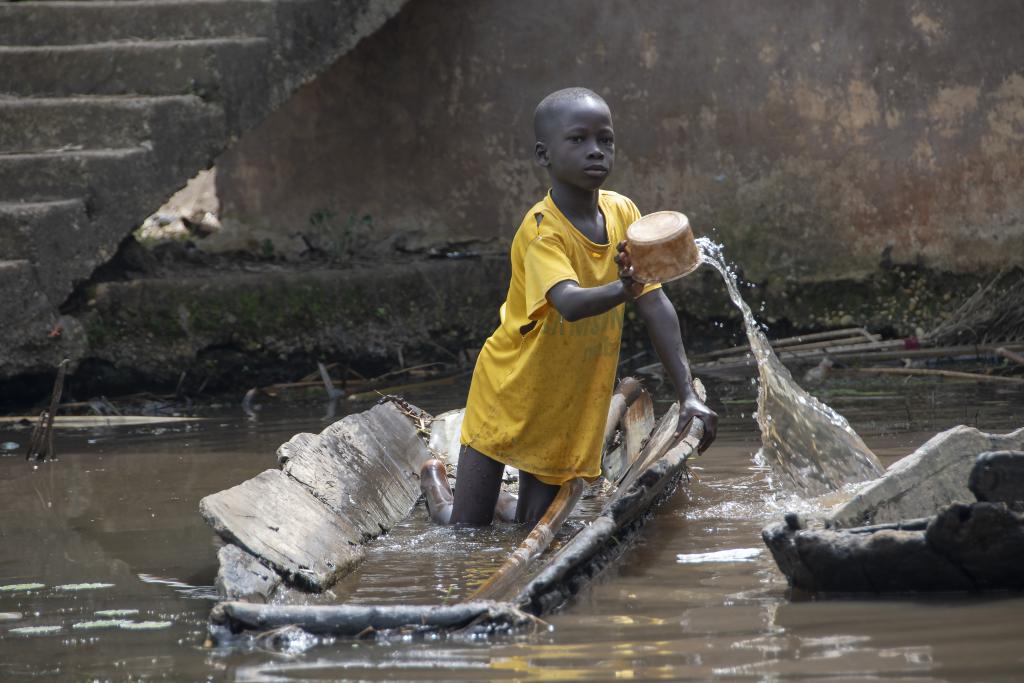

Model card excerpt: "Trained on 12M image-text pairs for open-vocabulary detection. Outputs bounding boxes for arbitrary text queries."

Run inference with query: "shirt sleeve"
[524,234,578,320]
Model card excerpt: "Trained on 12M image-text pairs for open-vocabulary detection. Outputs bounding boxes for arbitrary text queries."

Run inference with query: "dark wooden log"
[969,451,1024,510]
[926,502,1024,590]
[515,409,703,616]
[209,600,531,638]
[763,501,1024,593]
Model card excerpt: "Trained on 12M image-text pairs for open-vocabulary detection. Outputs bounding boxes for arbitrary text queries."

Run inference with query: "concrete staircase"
[0,0,405,380]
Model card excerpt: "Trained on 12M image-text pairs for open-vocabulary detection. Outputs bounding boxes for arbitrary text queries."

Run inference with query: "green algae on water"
[73,619,130,630]
[54,582,115,591]
[8,625,62,636]
[95,609,139,617]
[0,583,45,592]
[121,620,173,631]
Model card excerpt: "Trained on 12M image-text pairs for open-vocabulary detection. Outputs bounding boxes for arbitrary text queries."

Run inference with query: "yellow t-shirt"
[460,190,660,485]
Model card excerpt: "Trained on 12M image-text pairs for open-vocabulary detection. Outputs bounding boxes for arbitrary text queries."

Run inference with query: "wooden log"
[468,478,585,603]
[210,600,530,637]
[625,211,701,284]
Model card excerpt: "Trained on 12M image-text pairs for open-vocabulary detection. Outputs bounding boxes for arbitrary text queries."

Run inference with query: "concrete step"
[0,0,275,46]
[0,198,87,260]
[0,94,224,154]
[0,147,155,202]
[0,198,91,304]
[0,38,271,101]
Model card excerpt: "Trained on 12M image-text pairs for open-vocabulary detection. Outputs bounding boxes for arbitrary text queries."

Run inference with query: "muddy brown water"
[1,379,1022,681]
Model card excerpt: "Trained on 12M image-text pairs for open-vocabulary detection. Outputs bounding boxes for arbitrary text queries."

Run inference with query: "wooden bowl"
[625,211,701,284]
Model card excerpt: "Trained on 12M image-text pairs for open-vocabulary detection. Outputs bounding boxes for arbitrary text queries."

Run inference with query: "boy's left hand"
[676,395,718,454]
[614,241,645,300]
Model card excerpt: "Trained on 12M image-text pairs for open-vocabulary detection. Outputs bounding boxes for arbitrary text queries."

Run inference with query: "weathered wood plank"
[199,469,364,591]
[278,402,431,537]
[830,426,1024,527]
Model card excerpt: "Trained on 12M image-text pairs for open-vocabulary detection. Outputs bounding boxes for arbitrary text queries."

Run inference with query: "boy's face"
[536,97,615,192]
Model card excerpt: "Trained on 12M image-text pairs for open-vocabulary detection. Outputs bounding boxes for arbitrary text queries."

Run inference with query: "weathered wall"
[214,0,1024,284]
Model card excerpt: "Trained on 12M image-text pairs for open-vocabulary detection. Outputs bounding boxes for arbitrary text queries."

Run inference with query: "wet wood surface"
[200,469,365,591]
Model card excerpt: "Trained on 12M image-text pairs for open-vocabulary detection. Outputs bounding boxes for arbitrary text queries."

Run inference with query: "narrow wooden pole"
[467,478,585,603]
[854,366,1024,384]
[26,359,69,462]
[997,347,1024,366]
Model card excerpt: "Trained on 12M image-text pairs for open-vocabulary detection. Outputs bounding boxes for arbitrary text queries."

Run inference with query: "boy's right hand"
[614,241,645,300]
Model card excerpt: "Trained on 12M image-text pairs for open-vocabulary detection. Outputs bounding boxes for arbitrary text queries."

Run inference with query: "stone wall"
[214,0,1024,285]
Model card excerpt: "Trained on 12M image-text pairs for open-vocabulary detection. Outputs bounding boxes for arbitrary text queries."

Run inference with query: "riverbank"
[1,241,1010,410]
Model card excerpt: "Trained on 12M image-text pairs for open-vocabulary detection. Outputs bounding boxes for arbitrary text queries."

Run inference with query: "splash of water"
[697,238,884,497]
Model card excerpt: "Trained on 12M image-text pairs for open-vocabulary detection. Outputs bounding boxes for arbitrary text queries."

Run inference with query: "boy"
[421,87,718,526]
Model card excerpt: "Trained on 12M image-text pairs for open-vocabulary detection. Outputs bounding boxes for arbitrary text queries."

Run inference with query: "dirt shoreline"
[1,248,1002,410]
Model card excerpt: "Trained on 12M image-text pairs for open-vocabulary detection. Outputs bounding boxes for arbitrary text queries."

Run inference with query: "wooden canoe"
[205,386,705,643]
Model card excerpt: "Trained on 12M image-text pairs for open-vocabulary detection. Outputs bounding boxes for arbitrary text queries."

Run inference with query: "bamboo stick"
[0,415,207,427]
[467,478,585,603]
[698,328,876,359]
[602,377,643,447]
[345,372,469,401]
[25,359,68,461]
[694,342,1024,376]
[852,367,1024,384]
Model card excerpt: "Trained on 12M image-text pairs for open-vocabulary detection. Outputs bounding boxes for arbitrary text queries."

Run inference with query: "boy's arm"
[616,239,717,451]
[634,288,718,453]
[546,279,640,322]
[546,240,646,322]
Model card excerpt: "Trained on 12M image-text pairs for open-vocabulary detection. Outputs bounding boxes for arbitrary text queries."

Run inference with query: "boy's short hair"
[534,87,609,141]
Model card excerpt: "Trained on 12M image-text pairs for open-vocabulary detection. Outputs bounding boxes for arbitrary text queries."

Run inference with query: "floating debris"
[676,548,763,564]
[8,625,62,636]
[137,573,218,600]
[54,583,115,591]
[72,619,130,630]
[0,583,45,592]
[121,620,173,631]
[95,609,139,618]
